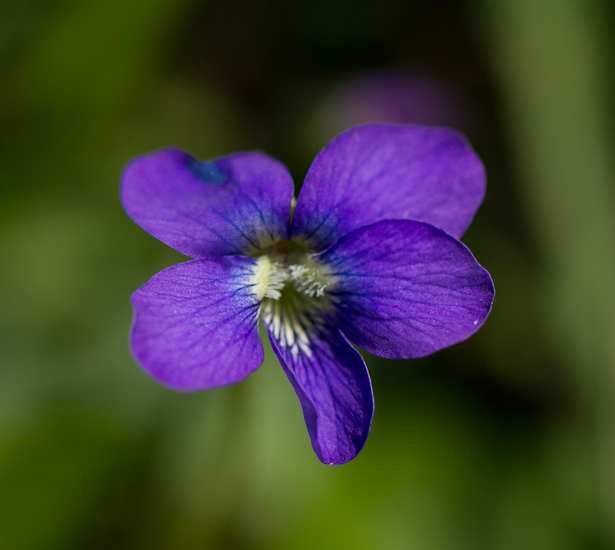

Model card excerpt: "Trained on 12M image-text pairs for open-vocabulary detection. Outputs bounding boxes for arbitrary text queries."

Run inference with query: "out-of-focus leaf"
[0,415,136,550]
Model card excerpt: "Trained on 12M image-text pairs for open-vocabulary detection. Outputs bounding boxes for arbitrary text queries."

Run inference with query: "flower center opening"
[249,240,333,301]
[249,240,336,356]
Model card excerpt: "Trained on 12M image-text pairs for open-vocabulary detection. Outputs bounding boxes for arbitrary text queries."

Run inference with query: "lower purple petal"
[130,257,263,391]
[318,220,494,359]
[265,321,374,465]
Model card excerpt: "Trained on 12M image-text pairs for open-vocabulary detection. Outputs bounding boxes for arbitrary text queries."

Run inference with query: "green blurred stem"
[475,0,615,543]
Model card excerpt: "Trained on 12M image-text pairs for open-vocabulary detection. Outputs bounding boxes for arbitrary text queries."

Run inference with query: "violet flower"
[311,70,471,139]
[121,124,494,465]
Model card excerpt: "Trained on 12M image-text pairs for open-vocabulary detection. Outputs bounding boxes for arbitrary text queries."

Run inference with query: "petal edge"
[264,313,374,465]
[121,148,294,258]
[291,124,485,250]
[318,219,494,359]
[130,257,264,391]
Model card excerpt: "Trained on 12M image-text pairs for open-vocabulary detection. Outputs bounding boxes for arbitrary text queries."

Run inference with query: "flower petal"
[318,220,494,359]
[121,149,294,258]
[291,124,485,250]
[263,306,373,465]
[130,257,264,391]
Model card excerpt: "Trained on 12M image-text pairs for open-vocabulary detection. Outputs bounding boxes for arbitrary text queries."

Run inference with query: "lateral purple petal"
[130,257,263,391]
[291,124,485,250]
[121,149,294,258]
[265,322,373,465]
[319,220,494,359]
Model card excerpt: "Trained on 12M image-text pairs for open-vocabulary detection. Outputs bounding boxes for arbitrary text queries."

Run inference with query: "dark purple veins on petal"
[291,124,486,251]
[318,219,494,360]
[265,320,374,466]
[130,256,264,391]
[121,148,294,258]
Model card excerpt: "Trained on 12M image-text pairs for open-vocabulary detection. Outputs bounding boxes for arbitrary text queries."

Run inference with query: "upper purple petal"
[318,220,494,359]
[121,149,294,258]
[130,256,264,391]
[291,124,485,250]
[264,312,373,465]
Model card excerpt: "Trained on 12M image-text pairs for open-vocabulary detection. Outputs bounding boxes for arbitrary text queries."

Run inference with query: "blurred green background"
[1,0,615,548]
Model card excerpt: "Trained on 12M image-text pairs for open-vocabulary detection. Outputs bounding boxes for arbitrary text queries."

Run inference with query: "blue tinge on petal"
[121,149,294,258]
[187,159,230,185]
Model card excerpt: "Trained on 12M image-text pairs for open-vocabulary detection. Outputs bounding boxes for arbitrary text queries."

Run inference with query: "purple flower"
[121,124,494,465]
[311,70,472,139]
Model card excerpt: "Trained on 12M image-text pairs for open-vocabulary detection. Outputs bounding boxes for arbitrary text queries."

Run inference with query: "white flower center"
[249,242,336,357]
[251,255,287,300]
[250,244,334,302]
